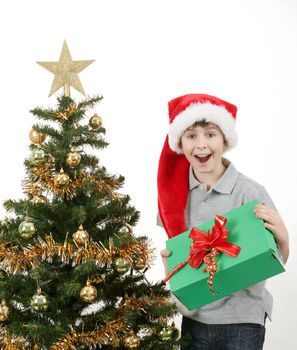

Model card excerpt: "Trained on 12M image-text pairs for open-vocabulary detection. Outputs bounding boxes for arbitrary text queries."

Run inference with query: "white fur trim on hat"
[168,102,237,154]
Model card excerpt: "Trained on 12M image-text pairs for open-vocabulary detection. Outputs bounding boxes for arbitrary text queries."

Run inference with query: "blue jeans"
[181,317,265,350]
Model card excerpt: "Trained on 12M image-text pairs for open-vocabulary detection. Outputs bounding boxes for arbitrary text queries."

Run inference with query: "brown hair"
[183,119,227,144]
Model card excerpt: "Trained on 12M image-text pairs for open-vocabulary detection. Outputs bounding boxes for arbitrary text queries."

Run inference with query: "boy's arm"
[254,203,289,263]
[160,249,171,275]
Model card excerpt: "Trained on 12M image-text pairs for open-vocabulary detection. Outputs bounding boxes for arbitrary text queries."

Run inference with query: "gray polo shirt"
[165,159,276,325]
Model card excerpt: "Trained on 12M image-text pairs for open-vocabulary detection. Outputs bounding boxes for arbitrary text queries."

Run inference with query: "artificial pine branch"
[0,91,179,349]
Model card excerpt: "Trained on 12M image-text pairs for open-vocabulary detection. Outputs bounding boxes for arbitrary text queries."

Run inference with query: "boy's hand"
[160,249,171,275]
[254,203,288,244]
[254,203,289,262]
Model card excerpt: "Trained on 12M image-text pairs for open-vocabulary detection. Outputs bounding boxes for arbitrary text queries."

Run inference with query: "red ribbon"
[164,215,240,284]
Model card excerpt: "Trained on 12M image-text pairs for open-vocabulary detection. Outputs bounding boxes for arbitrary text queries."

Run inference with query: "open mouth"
[194,153,212,163]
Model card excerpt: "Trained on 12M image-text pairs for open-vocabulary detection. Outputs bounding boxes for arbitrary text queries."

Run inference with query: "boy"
[157,93,289,350]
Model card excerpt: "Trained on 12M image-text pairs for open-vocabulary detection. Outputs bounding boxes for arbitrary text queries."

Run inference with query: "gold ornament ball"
[89,114,102,129]
[54,169,70,186]
[29,128,46,144]
[112,257,131,274]
[133,257,147,271]
[123,331,140,349]
[18,217,36,239]
[80,281,97,303]
[0,300,9,321]
[66,149,81,166]
[29,148,46,164]
[31,288,49,312]
[32,195,48,205]
[158,326,174,342]
[73,225,89,246]
[106,334,120,348]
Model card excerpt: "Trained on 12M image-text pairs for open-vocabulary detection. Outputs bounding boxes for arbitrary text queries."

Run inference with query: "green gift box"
[166,200,285,311]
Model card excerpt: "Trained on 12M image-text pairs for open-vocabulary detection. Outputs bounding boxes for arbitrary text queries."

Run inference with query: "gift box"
[165,200,285,310]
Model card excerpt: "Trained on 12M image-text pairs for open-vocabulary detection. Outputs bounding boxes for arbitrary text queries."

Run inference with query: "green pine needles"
[0,95,179,349]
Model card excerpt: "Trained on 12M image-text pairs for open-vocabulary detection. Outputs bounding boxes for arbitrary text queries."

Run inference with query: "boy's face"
[180,123,226,180]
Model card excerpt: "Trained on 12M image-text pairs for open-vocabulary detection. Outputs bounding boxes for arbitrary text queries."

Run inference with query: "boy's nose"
[195,137,207,148]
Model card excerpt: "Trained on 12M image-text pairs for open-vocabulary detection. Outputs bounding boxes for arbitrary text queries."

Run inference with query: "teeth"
[196,154,211,157]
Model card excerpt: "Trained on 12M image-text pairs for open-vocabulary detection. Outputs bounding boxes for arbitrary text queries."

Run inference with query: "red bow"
[164,215,240,284]
[188,215,240,269]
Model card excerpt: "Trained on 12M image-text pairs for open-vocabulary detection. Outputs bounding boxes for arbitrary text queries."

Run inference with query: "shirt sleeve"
[156,213,163,227]
[243,184,277,210]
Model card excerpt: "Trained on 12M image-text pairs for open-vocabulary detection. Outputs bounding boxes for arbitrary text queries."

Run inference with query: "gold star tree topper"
[37,40,94,97]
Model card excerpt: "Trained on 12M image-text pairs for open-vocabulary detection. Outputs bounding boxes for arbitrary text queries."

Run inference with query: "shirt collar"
[189,158,239,194]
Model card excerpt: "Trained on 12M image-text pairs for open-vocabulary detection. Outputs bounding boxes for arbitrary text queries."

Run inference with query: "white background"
[0,0,296,348]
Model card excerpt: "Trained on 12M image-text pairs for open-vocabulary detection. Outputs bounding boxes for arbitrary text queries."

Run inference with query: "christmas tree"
[0,41,179,349]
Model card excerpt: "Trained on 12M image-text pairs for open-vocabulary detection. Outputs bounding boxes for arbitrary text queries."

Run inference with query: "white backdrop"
[0,0,296,348]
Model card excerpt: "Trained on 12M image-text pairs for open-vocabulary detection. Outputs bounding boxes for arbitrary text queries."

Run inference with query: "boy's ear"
[178,140,183,152]
[223,139,228,151]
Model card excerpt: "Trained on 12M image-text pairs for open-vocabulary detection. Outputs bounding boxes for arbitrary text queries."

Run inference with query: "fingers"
[254,204,279,233]
[263,222,276,233]
[160,249,171,257]
[253,204,274,221]
[254,210,272,222]
[254,203,268,212]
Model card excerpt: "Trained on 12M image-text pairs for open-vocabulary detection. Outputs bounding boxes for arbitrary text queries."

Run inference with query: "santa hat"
[158,93,237,238]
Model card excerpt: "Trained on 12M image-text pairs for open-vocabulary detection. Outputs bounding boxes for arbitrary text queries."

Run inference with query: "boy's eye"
[187,133,197,139]
[206,132,216,138]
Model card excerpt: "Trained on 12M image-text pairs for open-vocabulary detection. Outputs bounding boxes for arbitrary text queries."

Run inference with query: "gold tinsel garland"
[22,180,46,200]
[41,102,78,122]
[27,160,85,199]
[50,295,171,350]
[0,268,168,350]
[0,293,171,349]
[0,234,152,275]
[95,176,118,194]
[0,329,27,350]
[24,159,119,200]
[52,103,78,121]
[50,320,128,350]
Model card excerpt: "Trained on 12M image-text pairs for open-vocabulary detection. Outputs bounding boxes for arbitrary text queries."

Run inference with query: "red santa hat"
[158,93,237,238]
